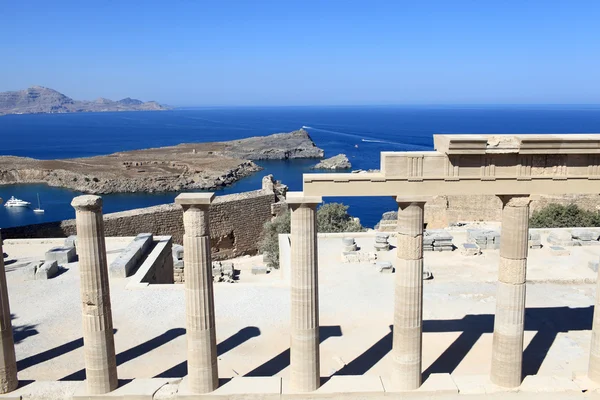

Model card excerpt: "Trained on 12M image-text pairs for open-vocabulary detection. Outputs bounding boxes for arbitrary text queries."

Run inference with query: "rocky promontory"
[312,154,352,169]
[0,129,324,194]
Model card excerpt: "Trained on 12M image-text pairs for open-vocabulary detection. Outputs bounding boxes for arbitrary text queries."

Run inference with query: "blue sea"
[2,106,600,229]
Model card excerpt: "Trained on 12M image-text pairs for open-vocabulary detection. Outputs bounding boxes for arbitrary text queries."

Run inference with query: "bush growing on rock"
[260,202,365,268]
[529,203,600,228]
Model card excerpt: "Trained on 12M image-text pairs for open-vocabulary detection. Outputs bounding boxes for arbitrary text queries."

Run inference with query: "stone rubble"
[424,230,454,252]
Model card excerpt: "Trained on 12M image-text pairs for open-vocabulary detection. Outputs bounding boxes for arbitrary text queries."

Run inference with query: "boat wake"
[301,125,312,129]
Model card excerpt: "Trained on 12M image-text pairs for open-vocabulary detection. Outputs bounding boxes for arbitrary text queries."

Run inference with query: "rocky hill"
[0,86,170,115]
[0,129,324,194]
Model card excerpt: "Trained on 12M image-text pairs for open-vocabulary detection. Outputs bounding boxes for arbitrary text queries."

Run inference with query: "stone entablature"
[303,134,600,196]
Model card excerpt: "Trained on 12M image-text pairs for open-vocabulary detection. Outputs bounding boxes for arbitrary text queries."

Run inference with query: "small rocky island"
[0,86,170,115]
[0,129,323,194]
[312,154,352,169]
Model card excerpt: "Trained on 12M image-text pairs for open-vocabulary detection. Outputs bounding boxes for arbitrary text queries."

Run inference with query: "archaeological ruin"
[2,134,600,399]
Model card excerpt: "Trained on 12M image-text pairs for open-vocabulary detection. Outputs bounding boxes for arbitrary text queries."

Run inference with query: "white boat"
[33,193,44,213]
[4,196,31,208]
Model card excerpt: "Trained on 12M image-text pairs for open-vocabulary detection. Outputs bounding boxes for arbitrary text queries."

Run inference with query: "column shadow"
[327,306,593,381]
[156,326,261,378]
[245,325,342,377]
[17,329,117,371]
[11,314,39,345]
[61,328,185,381]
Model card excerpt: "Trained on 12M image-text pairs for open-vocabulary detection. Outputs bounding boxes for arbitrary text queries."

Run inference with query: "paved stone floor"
[2,231,599,385]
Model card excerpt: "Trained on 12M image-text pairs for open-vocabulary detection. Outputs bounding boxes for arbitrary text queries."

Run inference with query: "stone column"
[391,197,428,390]
[0,231,18,393]
[71,195,118,394]
[490,195,531,388]
[590,263,600,382]
[287,192,322,392]
[175,193,218,394]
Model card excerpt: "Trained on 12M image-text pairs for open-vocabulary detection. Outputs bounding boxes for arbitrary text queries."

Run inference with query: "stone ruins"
[2,134,600,399]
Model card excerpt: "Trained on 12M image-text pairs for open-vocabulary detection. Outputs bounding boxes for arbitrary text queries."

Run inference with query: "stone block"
[342,237,355,246]
[109,233,153,278]
[423,268,434,280]
[172,244,184,260]
[528,231,541,241]
[64,235,77,251]
[35,260,59,280]
[221,262,234,276]
[45,246,76,265]
[375,233,390,243]
[589,260,599,272]
[549,246,570,256]
[572,228,600,241]
[252,265,268,275]
[374,242,390,251]
[22,261,42,280]
[375,261,393,273]
[547,230,574,246]
[461,243,481,256]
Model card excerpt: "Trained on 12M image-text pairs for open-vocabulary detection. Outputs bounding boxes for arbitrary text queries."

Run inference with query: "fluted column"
[288,192,322,392]
[391,197,427,390]
[590,263,600,382]
[175,193,218,394]
[71,195,118,394]
[490,195,531,388]
[0,230,18,394]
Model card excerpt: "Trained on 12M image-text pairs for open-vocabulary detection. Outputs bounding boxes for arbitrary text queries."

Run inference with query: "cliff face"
[0,130,324,194]
[0,86,170,115]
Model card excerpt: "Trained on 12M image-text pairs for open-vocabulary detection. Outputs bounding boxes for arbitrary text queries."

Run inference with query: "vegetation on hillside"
[260,202,365,268]
[529,203,600,228]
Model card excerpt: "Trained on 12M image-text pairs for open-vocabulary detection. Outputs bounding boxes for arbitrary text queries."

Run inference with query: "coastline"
[0,129,323,195]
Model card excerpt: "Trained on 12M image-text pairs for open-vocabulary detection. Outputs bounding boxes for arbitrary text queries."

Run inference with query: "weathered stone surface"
[3,188,279,262]
[572,229,600,241]
[109,233,153,278]
[44,246,76,265]
[311,154,351,170]
[341,252,377,263]
[0,231,18,393]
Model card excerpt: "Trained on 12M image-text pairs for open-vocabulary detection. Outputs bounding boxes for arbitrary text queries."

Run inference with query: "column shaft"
[0,231,18,393]
[72,196,118,394]
[589,261,600,382]
[181,201,218,393]
[490,195,530,388]
[392,201,425,390]
[290,200,320,392]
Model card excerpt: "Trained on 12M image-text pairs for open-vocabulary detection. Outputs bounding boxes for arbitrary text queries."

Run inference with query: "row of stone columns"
[1,190,600,395]
[285,193,534,391]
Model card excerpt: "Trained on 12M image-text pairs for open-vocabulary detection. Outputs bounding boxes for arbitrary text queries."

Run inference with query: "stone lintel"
[71,195,103,211]
[174,193,215,206]
[286,192,322,205]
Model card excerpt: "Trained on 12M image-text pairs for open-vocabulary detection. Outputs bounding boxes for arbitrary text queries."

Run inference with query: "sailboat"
[33,193,44,213]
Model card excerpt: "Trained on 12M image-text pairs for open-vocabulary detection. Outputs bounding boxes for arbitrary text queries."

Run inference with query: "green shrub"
[259,202,365,268]
[529,203,600,228]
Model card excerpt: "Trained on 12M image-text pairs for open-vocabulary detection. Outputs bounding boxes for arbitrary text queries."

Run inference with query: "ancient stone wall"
[1,189,277,260]
[425,194,600,228]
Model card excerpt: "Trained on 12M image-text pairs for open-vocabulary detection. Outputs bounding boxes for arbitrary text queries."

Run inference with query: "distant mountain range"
[0,86,171,115]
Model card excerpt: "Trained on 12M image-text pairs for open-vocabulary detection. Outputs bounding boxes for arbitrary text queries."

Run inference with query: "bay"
[2,106,600,229]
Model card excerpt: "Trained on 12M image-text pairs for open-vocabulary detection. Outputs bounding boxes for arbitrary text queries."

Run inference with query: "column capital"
[287,192,322,209]
[71,195,103,212]
[175,193,215,210]
[394,195,432,205]
[497,195,533,207]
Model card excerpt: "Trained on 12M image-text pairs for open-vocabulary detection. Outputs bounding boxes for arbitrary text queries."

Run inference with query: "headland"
[0,129,323,194]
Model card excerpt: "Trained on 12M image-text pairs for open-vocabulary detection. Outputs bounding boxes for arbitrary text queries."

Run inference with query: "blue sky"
[1,1,599,106]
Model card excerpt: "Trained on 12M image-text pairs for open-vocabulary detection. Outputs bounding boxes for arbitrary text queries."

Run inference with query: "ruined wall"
[1,189,277,260]
[425,194,600,228]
